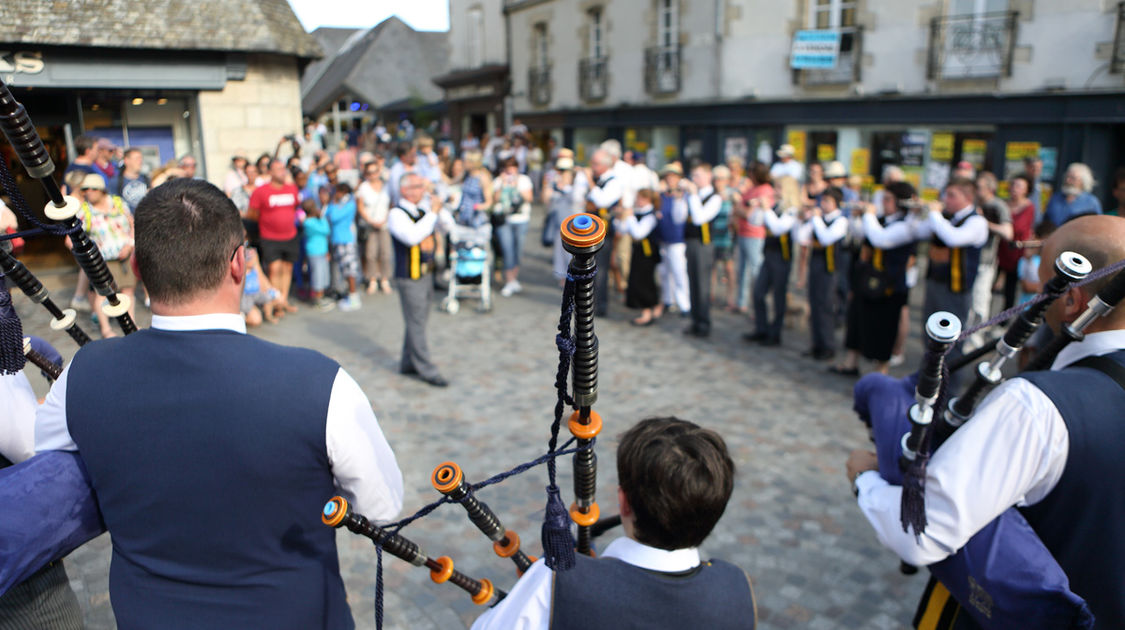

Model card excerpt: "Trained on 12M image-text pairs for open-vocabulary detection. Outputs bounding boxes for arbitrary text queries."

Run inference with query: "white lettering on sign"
[0,52,45,74]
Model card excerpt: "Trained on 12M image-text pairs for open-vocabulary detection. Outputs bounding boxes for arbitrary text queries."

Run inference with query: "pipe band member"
[847,215,1125,629]
[656,163,691,317]
[615,189,662,327]
[745,176,801,347]
[683,164,724,338]
[584,150,622,317]
[472,417,755,630]
[35,179,404,629]
[797,186,849,361]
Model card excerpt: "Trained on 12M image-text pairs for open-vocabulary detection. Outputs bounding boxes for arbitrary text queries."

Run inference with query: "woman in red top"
[734,162,776,312]
[998,173,1036,311]
[248,159,301,311]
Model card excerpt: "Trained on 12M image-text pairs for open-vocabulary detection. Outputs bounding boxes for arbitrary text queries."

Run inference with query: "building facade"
[502,0,1125,201]
[0,0,319,192]
[433,0,510,148]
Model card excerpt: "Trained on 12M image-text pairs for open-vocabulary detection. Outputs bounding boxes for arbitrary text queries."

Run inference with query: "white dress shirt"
[387,199,438,247]
[614,207,658,240]
[913,205,989,249]
[762,207,798,236]
[856,329,1125,566]
[470,537,703,630]
[688,186,724,225]
[613,159,637,210]
[587,173,623,210]
[35,313,404,522]
[1,371,38,464]
[862,212,916,249]
[769,160,804,183]
[797,210,847,247]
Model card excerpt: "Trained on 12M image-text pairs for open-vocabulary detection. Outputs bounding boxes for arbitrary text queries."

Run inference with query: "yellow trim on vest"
[951,247,962,293]
[701,223,711,244]
[641,238,651,257]
[598,208,609,220]
[410,245,420,280]
[873,248,884,272]
[826,244,836,274]
[780,234,790,261]
[917,581,952,630]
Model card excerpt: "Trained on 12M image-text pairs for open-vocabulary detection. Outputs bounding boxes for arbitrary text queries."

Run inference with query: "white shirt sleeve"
[687,188,723,225]
[926,212,989,248]
[863,213,916,249]
[325,368,404,522]
[762,208,796,234]
[387,206,438,247]
[1,372,40,463]
[811,215,848,246]
[855,377,1069,566]
[35,362,77,452]
[614,213,657,240]
[470,559,553,630]
[587,177,623,209]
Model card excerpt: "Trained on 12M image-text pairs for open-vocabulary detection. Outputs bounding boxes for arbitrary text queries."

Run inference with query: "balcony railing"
[1113,2,1125,74]
[927,11,1018,80]
[645,45,681,95]
[578,57,608,102]
[796,27,864,86]
[528,65,551,106]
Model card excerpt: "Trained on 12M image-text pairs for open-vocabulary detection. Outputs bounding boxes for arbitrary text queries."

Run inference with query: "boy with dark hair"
[472,417,755,630]
[798,186,848,360]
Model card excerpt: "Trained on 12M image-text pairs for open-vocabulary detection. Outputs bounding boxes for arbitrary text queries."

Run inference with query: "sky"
[287,0,450,32]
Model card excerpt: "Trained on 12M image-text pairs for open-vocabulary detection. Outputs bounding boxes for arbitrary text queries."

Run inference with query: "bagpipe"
[321,212,611,628]
[0,77,140,594]
[853,249,1125,629]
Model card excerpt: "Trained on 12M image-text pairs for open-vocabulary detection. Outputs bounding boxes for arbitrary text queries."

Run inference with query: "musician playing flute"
[846,214,1125,628]
[35,179,404,629]
[472,417,755,630]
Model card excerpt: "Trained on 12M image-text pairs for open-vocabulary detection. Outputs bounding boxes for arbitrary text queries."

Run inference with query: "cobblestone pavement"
[14,236,927,629]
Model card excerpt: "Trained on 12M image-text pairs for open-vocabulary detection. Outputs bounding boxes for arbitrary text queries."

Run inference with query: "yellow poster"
[931,133,954,162]
[962,139,988,168]
[664,145,678,162]
[850,148,871,176]
[787,130,807,164]
[1005,141,1040,161]
[997,180,1010,199]
[816,144,835,163]
[903,167,923,192]
[921,188,941,201]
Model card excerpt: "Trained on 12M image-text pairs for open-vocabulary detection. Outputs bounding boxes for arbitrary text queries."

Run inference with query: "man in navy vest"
[471,416,756,630]
[656,163,692,317]
[683,164,724,338]
[388,173,448,387]
[35,179,404,630]
[585,150,622,317]
[847,214,1125,628]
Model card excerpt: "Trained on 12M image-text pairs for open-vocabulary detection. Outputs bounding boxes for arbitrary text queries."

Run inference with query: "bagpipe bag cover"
[0,450,106,594]
[852,373,1094,629]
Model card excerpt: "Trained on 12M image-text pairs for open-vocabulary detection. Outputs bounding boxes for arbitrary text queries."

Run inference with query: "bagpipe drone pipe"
[321,213,610,628]
[851,249,1125,629]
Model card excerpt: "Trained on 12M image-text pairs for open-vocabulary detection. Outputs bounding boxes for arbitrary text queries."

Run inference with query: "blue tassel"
[0,281,26,375]
[541,484,575,571]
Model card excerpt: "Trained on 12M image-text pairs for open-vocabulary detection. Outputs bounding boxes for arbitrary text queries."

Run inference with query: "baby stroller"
[440,222,493,314]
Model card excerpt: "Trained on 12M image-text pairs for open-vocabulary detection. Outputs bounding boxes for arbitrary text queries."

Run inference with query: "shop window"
[589,8,605,60]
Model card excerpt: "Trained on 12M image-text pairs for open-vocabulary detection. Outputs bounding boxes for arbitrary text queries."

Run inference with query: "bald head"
[1040,215,1125,332]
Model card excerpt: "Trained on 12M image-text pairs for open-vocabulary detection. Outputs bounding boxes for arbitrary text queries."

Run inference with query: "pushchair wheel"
[442,297,460,314]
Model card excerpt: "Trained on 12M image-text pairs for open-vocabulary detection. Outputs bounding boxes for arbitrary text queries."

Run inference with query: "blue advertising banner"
[790,30,841,69]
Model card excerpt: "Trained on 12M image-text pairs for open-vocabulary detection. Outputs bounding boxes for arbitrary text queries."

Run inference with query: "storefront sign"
[0,51,44,75]
[816,144,835,163]
[446,84,496,101]
[900,133,927,168]
[850,148,870,176]
[786,130,807,163]
[961,139,988,169]
[1039,147,1058,180]
[931,133,954,162]
[1004,141,1040,179]
[790,30,841,69]
[725,137,749,163]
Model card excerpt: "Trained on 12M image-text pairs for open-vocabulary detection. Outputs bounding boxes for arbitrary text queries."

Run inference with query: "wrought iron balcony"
[645,45,681,95]
[927,11,1019,80]
[1113,2,1125,74]
[528,65,551,106]
[796,28,864,86]
[578,57,608,102]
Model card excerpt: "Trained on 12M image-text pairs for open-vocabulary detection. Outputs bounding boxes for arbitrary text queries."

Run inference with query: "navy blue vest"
[551,553,756,630]
[391,205,435,279]
[863,215,916,295]
[657,193,686,245]
[927,212,982,294]
[631,210,660,260]
[66,329,352,630]
[1019,350,1125,629]
[683,191,718,244]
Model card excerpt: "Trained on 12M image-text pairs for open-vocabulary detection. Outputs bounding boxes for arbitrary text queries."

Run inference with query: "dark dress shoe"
[400,366,418,375]
[759,336,781,347]
[743,332,768,343]
[422,375,449,388]
[828,365,860,376]
[813,349,837,361]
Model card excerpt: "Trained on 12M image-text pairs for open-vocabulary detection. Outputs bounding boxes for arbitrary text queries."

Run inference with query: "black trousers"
[753,249,791,340]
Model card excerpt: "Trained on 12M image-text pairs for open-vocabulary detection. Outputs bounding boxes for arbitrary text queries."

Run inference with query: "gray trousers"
[593,242,612,316]
[753,250,791,340]
[685,238,714,333]
[808,257,837,352]
[0,561,83,630]
[396,277,441,379]
[923,279,972,390]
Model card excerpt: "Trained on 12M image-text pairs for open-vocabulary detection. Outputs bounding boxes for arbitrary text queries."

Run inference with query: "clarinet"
[940,251,1091,440]
[432,461,536,574]
[23,336,62,381]
[0,78,137,335]
[321,496,505,606]
[1023,265,1125,372]
[0,247,91,347]
[559,213,608,556]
